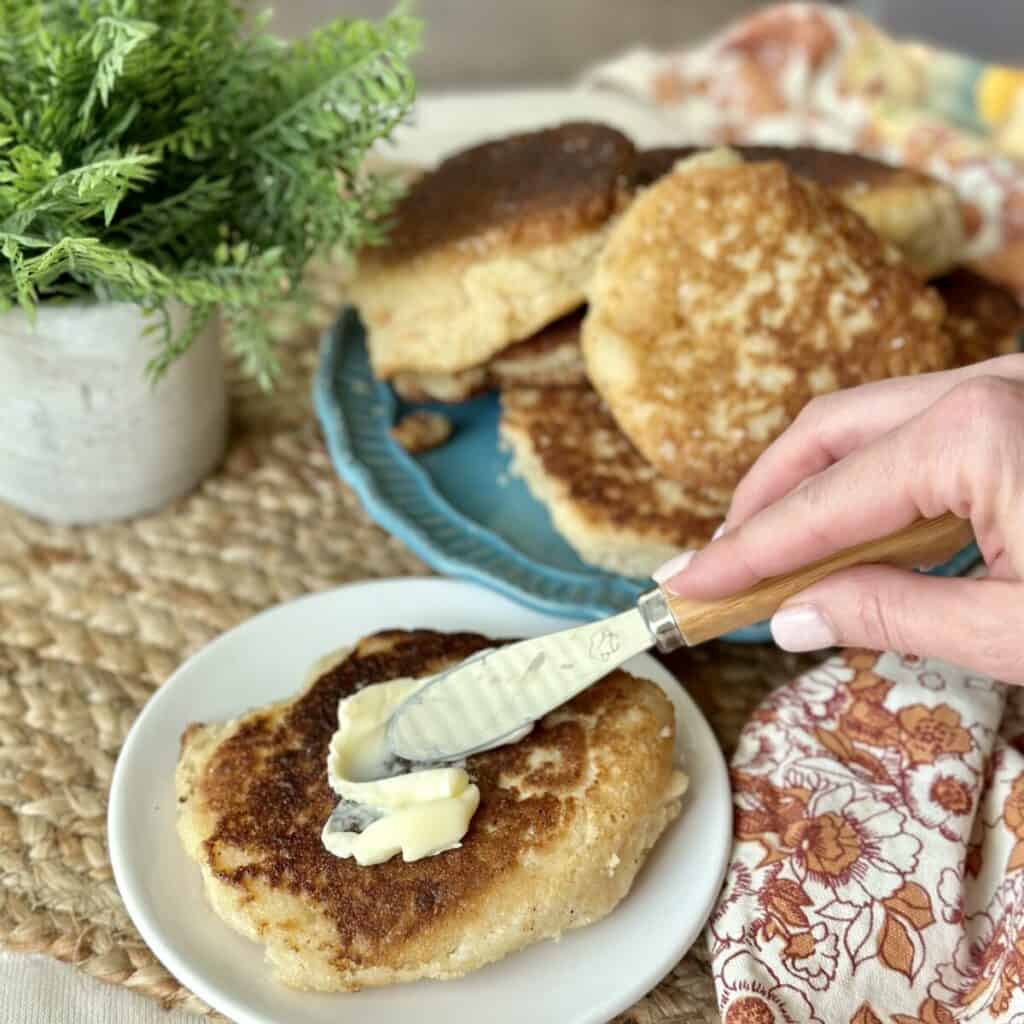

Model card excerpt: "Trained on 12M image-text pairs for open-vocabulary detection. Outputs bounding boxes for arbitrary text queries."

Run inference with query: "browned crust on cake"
[501,386,722,563]
[192,632,498,952]
[368,123,636,266]
[351,125,636,379]
[178,630,678,985]
[502,387,722,531]
[935,268,1024,366]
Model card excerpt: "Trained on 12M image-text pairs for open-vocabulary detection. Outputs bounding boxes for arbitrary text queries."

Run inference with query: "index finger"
[726,355,1024,529]
[666,400,944,600]
[725,375,931,527]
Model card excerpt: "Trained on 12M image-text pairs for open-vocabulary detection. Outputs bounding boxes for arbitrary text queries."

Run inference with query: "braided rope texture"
[0,261,811,1022]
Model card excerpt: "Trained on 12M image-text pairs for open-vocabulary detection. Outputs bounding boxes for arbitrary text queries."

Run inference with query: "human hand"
[653,354,1024,682]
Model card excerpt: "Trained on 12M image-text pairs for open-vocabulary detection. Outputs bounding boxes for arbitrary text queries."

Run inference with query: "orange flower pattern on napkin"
[584,2,1024,298]
[708,647,1024,1022]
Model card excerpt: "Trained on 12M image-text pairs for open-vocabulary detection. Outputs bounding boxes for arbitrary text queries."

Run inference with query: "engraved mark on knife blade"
[526,651,545,676]
[589,630,621,662]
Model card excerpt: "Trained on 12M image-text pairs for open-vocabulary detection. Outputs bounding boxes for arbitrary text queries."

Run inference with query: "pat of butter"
[323,786,480,866]
[322,675,479,866]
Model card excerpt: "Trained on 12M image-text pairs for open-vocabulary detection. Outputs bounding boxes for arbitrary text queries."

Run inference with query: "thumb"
[769,567,1024,684]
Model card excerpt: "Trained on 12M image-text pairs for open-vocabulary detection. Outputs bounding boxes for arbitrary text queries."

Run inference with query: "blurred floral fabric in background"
[586,2,1024,299]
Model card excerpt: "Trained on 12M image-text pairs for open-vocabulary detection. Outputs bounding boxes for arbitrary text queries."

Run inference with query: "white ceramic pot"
[0,299,227,525]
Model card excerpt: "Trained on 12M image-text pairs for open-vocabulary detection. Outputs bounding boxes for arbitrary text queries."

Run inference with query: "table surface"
[0,953,204,1024]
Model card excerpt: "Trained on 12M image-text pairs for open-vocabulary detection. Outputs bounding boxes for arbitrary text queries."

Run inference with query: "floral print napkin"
[714,648,1024,1022]
[582,5,1024,1019]
[584,2,1024,299]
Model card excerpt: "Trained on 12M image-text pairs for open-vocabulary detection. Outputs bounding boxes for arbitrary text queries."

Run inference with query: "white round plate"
[109,578,731,1024]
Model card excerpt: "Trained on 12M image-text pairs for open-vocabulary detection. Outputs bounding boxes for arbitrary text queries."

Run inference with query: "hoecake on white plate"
[109,578,731,1024]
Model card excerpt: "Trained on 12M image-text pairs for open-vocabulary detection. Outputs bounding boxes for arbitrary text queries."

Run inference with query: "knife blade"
[386,597,671,763]
[386,512,973,763]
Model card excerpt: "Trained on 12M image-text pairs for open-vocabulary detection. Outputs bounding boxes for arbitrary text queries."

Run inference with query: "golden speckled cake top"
[583,152,953,502]
[367,123,635,266]
[634,144,964,279]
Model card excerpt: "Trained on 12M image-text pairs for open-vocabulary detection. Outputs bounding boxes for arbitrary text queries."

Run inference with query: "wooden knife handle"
[663,511,975,646]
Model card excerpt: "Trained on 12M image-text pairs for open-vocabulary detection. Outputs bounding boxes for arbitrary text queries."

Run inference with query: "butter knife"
[386,512,973,763]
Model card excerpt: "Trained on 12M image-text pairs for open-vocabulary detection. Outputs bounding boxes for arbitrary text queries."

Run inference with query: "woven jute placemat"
[0,263,815,1022]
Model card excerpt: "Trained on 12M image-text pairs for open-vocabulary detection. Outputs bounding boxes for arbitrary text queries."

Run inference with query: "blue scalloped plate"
[313,309,983,642]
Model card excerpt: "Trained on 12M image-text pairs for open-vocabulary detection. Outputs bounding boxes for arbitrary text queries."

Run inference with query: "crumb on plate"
[390,410,453,454]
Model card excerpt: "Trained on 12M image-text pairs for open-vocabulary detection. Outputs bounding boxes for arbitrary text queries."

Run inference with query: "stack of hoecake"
[348,124,1024,577]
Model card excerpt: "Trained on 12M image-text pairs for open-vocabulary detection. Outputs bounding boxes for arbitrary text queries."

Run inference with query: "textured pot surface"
[0,300,227,525]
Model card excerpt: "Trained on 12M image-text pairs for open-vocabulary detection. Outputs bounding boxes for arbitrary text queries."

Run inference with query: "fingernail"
[652,550,695,584]
[712,523,727,541]
[771,604,837,652]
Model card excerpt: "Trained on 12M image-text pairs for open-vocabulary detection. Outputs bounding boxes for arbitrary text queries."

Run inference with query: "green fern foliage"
[0,0,419,384]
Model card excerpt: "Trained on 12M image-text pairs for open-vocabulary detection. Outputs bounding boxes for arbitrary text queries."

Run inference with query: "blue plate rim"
[313,309,984,640]
[313,310,642,622]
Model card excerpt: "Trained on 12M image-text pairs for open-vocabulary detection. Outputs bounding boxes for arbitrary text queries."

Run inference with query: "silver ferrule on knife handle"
[637,589,685,653]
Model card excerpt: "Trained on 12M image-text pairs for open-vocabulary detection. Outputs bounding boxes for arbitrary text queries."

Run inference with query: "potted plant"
[0,0,418,524]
